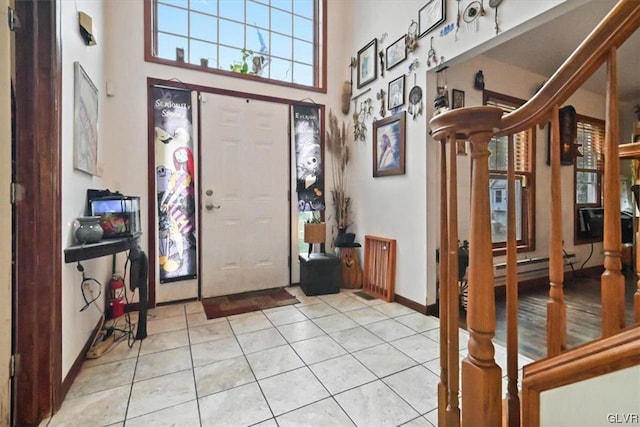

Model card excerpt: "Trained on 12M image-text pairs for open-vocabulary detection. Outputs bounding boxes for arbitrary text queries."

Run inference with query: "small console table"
[64,232,147,340]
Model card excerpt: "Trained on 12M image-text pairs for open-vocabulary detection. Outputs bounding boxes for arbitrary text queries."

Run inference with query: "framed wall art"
[373,111,406,177]
[73,62,99,175]
[419,0,446,38]
[357,38,378,89]
[388,75,405,110]
[452,89,465,109]
[386,35,407,71]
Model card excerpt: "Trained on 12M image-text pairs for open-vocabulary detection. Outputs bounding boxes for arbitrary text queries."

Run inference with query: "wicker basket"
[304,223,326,244]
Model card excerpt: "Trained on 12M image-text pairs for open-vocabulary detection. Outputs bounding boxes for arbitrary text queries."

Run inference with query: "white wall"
[60,0,111,378]
[0,1,12,422]
[540,365,640,426]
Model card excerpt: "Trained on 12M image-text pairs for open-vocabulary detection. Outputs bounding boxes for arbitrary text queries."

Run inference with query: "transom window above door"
[146,0,326,91]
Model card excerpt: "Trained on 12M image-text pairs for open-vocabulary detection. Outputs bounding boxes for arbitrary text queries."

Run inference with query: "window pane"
[219,0,244,22]
[270,57,292,82]
[272,0,292,12]
[159,0,188,8]
[219,19,245,47]
[246,1,269,29]
[293,62,313,86]
[190,0,217,15]
[293,0,314,18]
[157,33,189,60]
[190,12,217,42]
[271,8,292,36]
[294,16,313,41]
[488,136,508,171]
[158,4,188,36]
[576,171,599,204]
[298,211,313,255]
[490,178,522,243]
[294,39,313,64]
[189,39,217,66]
[271,33,292,59]
[246,25,268,56]
[219,45,243,70]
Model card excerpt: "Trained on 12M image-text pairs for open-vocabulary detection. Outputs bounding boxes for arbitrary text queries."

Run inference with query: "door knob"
[205,203,221,211]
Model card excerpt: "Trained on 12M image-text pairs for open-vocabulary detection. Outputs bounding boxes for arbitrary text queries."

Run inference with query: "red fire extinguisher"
[108,275,125,319]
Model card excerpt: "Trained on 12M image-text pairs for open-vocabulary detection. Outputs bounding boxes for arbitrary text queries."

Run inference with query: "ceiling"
[482,0,640,104]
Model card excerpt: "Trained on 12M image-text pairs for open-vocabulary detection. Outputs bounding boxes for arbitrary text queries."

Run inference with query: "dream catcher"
[427,37,439,67]
[407,59,423,120]
[406,20,418,53]
[463,1,486,32]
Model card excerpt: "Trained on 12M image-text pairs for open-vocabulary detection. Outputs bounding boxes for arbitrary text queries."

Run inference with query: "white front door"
[200,94,290,297]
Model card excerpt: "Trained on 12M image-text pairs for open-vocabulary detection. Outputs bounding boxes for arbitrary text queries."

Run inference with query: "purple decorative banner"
[153,86,197,283]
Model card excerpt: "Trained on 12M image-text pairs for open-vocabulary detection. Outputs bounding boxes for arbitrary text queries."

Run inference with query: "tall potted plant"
[326,110,351,245]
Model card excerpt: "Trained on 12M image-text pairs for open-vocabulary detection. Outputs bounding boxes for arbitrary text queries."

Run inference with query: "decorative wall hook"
[376,89,387,118]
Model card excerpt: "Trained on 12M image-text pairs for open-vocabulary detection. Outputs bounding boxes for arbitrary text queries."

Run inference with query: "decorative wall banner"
[293,104,325,212]
[153,86,198,283]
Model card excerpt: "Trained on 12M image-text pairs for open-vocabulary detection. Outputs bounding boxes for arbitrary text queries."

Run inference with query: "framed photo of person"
[373,111,406,177]
[357,39,378,89]
[388,75,405,110]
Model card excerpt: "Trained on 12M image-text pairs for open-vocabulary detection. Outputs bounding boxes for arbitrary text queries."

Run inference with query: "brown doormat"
[202,287,299,320]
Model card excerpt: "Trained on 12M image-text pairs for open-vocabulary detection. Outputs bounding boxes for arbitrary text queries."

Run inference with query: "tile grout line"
[184,303,204,427]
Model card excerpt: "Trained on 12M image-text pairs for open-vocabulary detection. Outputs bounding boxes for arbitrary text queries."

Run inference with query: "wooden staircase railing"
[429,1,640,426]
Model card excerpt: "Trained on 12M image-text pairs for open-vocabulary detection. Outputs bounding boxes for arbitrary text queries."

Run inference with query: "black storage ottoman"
[298,253,341,296]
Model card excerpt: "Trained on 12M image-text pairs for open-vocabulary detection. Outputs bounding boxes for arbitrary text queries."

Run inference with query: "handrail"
[521,325,640,426]
[499,0,640,136]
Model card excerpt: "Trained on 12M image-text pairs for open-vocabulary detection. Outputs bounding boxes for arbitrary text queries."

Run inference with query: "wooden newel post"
[430,107,503,427]
[462,128,502,427]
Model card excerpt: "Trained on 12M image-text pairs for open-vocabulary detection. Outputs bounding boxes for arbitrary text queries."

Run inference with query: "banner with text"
[153,86,197,283]
[293,104,325,212]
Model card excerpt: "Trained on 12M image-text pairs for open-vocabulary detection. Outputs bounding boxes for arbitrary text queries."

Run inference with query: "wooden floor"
[461,268,637,361]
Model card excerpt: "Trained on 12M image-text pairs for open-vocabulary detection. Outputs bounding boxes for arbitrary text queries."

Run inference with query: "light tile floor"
[41,287,532,427]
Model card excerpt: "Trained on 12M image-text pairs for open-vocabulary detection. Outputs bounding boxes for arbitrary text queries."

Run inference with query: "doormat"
[202,287,299,320]
[353,291,377,301]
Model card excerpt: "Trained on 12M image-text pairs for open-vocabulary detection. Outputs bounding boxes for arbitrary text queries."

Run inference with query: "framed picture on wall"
[388,75,405,110]
[73,62,99,176]
[373,111,406,177]
[419,0,446,38]
[386,35,407,71]
[357,38,378,89]
[452,89,465,109]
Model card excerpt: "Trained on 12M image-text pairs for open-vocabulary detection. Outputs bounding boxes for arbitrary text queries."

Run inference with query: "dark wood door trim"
[14,0,62,424]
